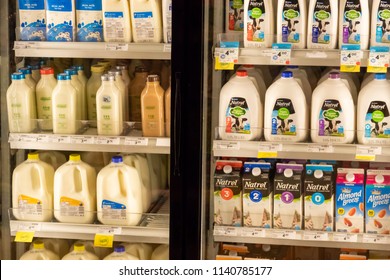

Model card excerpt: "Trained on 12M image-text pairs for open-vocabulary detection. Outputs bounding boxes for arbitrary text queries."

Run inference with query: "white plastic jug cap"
[28,153,39,160]
[33,241,45,249]
[252,167,261,176]
[73,243,85,252]
[223,165,233,174]
[69,154,81,161]
[314,170,324,179]
[284,169,293,178]
[375,174,385,184]
[346,173,355,182]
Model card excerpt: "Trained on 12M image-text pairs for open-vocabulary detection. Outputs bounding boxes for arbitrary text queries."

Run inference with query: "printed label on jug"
[229,0,244,31]
[18,195,43,216]
[46,0,74,42]
[225,97,251,135]
[246,0,266,43]
[319,99,345,137]
[133,11,156,42]
[342,0,363,44]
[104,12,125,41]
[311,0,332,44]
[271,98,297,136]
[364,101,390,139]
[19,0,46,41]
[282,0,301,43]
[60,196,85,217]
[375,0,390,43]
[76,0,103,42]
[102,199,126,220]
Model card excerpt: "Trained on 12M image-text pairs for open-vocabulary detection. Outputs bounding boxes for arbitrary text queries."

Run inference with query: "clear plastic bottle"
[87,64,105,125]
[36,67,57,130]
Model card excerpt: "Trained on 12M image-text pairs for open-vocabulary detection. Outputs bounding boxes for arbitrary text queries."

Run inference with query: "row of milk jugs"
[6,65,170,137]
[13,152,168,226]
[219,65,390,145]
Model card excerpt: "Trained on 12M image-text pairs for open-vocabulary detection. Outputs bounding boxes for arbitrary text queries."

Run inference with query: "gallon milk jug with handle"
[20,241,59,260]
[97,156,143,226]
[70,240,112,259]
[102,0,131,42]
[146,154,162,202]
[37,151,67,170]
[151,244,169,260]
[104,245,139,260]
[122,243,153,260]
[36,67,57,131]
[54,154,97,224]
[12,153,54,222]
[371,0,390,46]
[62,243,99,260]
[29,238,70,259]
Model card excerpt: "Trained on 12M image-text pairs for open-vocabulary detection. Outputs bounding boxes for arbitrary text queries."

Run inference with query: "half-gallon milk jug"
[36,67,56,130]
[311,72,355,144]
[226,0,244,32]
[277,0,307,49]
[104,245,139,260]
[54,154,96,224]
[130,66,149,122]
[76,0,104,42]
[141,75,165,137]
[29,64,41,83]
[46,0,76,42]
[12,153,54,222]
[339,0,370,49]
[52,73,78,134]
[102,0,132,42]
[65,68,84,122]
[30,238,70,258]
[162,0,172,43]
[130,0,163,43]
[108,70,128,122]
[20,241,59,260]
[37,151,67,170]
[7,73,37,133]
[75,65,88,120]
[97,156,143,226]
[122,242,153,260]
[18,0,46,41]
[371,0,390,46]
[219,69,263,141]
[165,84,171,137]
[151,244,169,260]
[96,74,124,136]
[62,243,99,260]
[357,73,390,145]
[264,71,309,142]
[19,67,37,90]
[307,0,338,49]
[146,154,163,202]
[87,64,105,125]
[70,240,112,259]
[244,0,274,48]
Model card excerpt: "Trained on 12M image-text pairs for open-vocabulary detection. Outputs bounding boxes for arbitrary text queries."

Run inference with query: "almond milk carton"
[242,162,272,228]
[273,163,304,230]
[214,160,243,227]
[336,168,365,233]
[365,170,390,235]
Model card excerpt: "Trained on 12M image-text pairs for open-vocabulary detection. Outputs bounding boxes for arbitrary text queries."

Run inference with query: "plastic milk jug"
[122,243,153,260]
[52,73,78,134]
[151,244,169,260]
[219,70,263,141]
[96,75,124,136]
[307,0,339,49]
[264,71,308,142]
[97,156,143,226]
[76,0,104,42]
[7,73,37,133]
[19,67,37,90]
[146,154,162,202]
[87,64,105,124]
[79,152,106,173]
[277,0,307,49]
[232,65,267,104]
[162,0,172,43]
[108,70,128,122]
[20,241,59,260]
[244,0,274,48]
[102,0,132,42]
[130,66,148,122]
[62,243,99,260]
[75,65,88,120]
[29,64,41,83]
[130,0,163,43]
[29,238,70,258]
[165,85,171,137]
[371,0,390,46]
[12,153,54,222]
[65,68,84,122]
[70,240,111,259]
[37,151,67,170]
[36,67,56,130]
[339,0,370,49]
[311,72,355,144]
[357,73,390,145]
[54,154,97,224]
[104,245,139,260]
[46,0,76,42]
[226,0,244,32]
[18,0,46,41]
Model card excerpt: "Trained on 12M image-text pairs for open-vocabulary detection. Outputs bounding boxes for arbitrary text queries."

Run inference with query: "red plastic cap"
[236,70,248,77]
[40,67,54,75]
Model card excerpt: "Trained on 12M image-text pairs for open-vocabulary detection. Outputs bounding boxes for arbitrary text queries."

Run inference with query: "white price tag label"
[307,144,334,153]
[19,134,38,143]
[18,222,42,232]
[163,44,171,52]
[356,146,382,161]
[8,134,21,142]
[70,136,95,144]
[241,228,266,238]
[340,45,362,72]
[97,226,122,235]
[223,227,238,236]
[14,41,36,49]
[214,141,240,150]
[125,137,149,146]
[362,234,389,244]
[94,137,120,145]
[333,233,358,242]
[303,231,329,241]
[270,43,292,65]
[272,230,297,239]
[214,47,239,64]
[156,138,170,147]
[105,43,128,51]
[35,134,49,143]
[48,135,71,144]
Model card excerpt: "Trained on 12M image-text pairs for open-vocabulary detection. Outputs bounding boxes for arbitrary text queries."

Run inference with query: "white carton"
[76,0,103,42]
[18,0,46,41]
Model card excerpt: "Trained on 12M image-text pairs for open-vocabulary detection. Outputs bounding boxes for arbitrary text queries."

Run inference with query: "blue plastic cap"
[19,67,32,75]
[287,66,298,69]
[375,73,386,80]
[281,71,293,78]
[112,156,123,163]
[74,65,83,71]
[57,73,70,80]
[11,73,25,80]
[64,69,77,76]
[28,65,40,70]
[114,245,125,253]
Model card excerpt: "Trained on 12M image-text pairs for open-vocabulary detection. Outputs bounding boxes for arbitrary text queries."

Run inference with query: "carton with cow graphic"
[227,0,244,32]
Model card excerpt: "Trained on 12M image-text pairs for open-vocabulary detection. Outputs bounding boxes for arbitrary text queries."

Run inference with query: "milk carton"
[365,170,390,234]
[273,163,303,230]
[242,162,272,228]
[162,0,172,43]
[226,0,244,32]
[76,0,104,42]
[214,160,243,227]
[18,0,46,41]
[304,164,334,231]
[336,168,365,233]
[46,0,76,42]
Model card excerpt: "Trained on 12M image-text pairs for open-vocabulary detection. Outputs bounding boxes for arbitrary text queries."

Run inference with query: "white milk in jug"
[12,153,54,222]
[65,68,84,122]
[70,240,112,259]
[62,243,99,260]
[19,0,46,41]
[371,0,390,46]
[311,72,355,144]
[54,154,96,224]
[108,70,128,122]
[87,64,105,125]
[7,73,37,133]
[277,0,307,49]
[357,73,390,145]
[97,156,143,226]
[339,0,370,50]
[116,64,131,119]
[244,0,274,48]
[37,151,67,170]
[76,0,104,42]
[102,0,132,42]
[307,0,339,49]
[162,0,172,43]
[219,70,263,141]
[104,245,139,260]
[36,67,56,130]
[20,241,59,260]
[151,244,169,260]
[122,243,153,260]
[146,154,162,202]
[264,71,308,142]
[30,238,70,258]
[130,0,163,43]
[46,0,76,42]
[75,65,88,120]
[19,67,37,90]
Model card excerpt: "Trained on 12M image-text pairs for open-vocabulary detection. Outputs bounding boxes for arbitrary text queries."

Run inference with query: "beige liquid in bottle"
[129,67,148,122]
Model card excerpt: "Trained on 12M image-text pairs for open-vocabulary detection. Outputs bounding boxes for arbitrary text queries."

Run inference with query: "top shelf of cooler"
[14,41,171,60]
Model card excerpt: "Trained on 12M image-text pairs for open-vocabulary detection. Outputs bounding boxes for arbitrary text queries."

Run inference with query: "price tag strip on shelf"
[303,231,329,241]
[332,232,358,242]
[307,144,334,153]
[213,226,238,237]
[156,138,170,147]
[355,146,382,161]
[94,136,120,145]
[48,135,71,144]
[362,234,390,244]
[340,45,362,73]
[214,41,239,70]
[241,228,266,238]
[18,134,39,143]
[14,222,42,243]
[214,141,240,151]
[105,43,129,51]
[124,137,149,146]
[70,136,95,144]
[367,46,390,73]
[97,226,122,235]
[14,41,37,49]
[272,230,298,240]
[258,143,282,158]
[270,43,292,65]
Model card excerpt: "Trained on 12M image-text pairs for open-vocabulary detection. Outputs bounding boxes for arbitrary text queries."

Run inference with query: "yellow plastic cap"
[33,241,45,249]
[91,64,105,73]
[69,154,81,161]
[27,153,39,160]
[73,243,85,252]
[97,61,111,70]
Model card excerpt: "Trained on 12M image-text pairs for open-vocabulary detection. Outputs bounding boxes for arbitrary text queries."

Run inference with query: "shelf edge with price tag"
[257,143,282,158]
[340,45,362,73]
[355,145,382,161]
[214,41,239,70]
[367,46,390,73]
[270,43,292,65]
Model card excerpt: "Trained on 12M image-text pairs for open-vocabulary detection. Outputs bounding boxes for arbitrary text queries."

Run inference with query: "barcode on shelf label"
[272,230,297,239]
[355,146,382,161]
[156,138,170,147]
[97,226,122,235]
[94,137,120,145]
[303,231,329,241]
[18,222,42,232]
[307,144,334,153]
[14,41,36,49]
[48,135,71,144]
[241,228,266,237]
[163,44,172,52]
[105,43,128,51]
[215,141,240,150]
[362,234,389,244]
[125,137,149,146]
[70,136,94,144]
[333,233,358,242]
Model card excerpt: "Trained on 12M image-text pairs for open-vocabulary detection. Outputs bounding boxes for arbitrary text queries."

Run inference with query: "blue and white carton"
[46,0,76,42]
[76,0,103,42]
[18,0,46,41]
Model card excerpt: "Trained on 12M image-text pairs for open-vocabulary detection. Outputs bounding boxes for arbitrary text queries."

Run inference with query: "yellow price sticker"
[94,234,114,248]
[15,231,34,243]
[355,154,376,161]
[257,151,278,158]
[215,57,234,70]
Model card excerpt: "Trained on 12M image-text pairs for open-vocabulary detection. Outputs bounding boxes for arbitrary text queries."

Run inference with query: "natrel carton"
[242,162,272,228]
[214,160,243,227]
[304,164,334,231]
[365,170,390,235]
[273,163,304,230]
[336,168,365,233]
